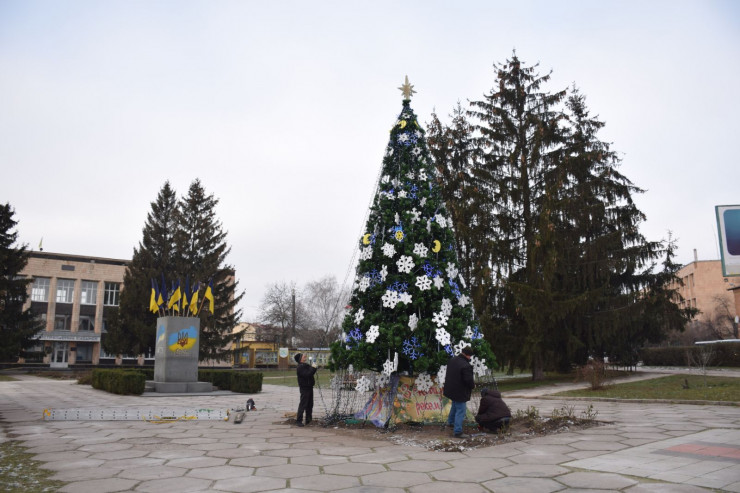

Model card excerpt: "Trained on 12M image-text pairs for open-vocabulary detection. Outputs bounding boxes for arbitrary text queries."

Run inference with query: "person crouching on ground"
[475,388,511,433]
[443,345,475,438]
[295,352,317,427]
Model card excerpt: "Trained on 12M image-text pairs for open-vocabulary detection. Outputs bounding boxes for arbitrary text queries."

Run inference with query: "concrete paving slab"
[559,471,638,489]
[291,473,360,490]
[254,463,319,478]
[408,481,490,493]
[134,476,213,492]
[58,477,139,493]
[117,465,186,480]
[211,475,286,492]
[186,465,253,480]
[360,470,432,488]
[482,476,565,493]
[323,462,387,476]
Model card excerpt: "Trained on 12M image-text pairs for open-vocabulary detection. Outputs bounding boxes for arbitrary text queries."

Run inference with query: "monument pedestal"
[148,316,213,393]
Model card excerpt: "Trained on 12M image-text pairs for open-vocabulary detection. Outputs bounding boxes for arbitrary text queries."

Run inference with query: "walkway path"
[1,372,739,492]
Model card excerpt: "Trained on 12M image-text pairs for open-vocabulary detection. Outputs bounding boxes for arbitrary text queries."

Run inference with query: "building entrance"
[50,342,68,368]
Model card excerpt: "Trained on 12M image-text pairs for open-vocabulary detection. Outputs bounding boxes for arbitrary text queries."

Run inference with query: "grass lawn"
[0,375,17,382]
[555,374,740,403]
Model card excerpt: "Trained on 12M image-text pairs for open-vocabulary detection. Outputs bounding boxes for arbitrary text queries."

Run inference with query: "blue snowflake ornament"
[402,337,423,360]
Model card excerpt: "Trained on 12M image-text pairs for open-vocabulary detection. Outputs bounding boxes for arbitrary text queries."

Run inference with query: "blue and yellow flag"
[149,279,159,313]
[204,279,215,313]
[168,280,181,311]
[182,276,190,314]
[190,282,199,315]
[160,275,168,308]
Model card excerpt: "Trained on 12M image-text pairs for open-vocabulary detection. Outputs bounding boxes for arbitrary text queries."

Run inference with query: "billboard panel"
[716,205,740,276]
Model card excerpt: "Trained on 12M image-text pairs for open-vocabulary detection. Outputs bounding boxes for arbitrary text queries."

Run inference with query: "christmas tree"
[330,77,496,384]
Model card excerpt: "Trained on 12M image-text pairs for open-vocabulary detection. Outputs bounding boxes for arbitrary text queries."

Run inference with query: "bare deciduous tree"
[302,276,349,348]
[258,281,310,346]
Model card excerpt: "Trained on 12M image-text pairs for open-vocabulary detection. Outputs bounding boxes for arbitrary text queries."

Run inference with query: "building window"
[54,314,70,331]
[104,282,120,306]
[78,315,95,331]
[75,343,93,362]
[80,281,98,305]
[56,279,75,304]
[31,277,50,302]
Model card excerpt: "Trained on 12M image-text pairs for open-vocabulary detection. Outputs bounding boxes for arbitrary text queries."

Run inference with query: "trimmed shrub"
[231,372,263,393]
[91,369,146,395]
[199,370,233,390]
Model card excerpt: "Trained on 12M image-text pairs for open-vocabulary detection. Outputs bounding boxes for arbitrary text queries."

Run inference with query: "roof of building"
[29,251,130,267]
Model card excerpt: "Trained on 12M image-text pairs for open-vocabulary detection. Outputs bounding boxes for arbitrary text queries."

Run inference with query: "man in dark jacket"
[295,352,317,427]
[443,346,475,438]
[475,388,511,432]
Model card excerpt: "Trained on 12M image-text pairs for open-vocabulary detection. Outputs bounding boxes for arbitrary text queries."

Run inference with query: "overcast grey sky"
[1,0,738,321]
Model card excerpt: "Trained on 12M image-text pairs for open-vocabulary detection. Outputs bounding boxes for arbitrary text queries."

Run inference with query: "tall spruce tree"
[431,56,695,379]
[467,53,566,380]
[329,79,496,378]
[174,179,243,362]
[0,203,42,362]
[105,182,178,356]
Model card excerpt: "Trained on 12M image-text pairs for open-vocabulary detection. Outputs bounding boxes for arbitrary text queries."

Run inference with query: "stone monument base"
[146,380,213,393]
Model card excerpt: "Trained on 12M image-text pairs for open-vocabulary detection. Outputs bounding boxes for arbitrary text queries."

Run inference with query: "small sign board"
[716,205,740,276]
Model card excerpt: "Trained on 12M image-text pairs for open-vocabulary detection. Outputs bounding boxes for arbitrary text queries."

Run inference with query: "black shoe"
[295,422,304,427]
[454,433,469,439]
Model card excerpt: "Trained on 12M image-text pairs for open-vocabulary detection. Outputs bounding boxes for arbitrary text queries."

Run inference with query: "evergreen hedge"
[198,370,263,393]
[640,343,740,367]
[91,369,146,395]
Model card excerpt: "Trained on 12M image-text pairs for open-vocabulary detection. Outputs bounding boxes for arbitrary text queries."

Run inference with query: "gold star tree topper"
[398,75,416,100]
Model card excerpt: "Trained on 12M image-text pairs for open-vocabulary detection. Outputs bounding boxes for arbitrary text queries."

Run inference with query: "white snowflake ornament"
[446,262,459,279]
[435,327,451,345]
[463,326,474,340]
[396,255,414,273]
[398,190,408,199]
[433,276,445,290]
[419,169,428,181]
[394,212,400,225]
[366,325,380,343]
[441,298,453,316]
[435,214,447,228]
[399,292,413,304]
[410,208,421,223]
[360,246,372,261]
[376,372,390,388]
[359,276,370,292]
[413,242,428,258]
[382,242,396,258]
[432,311,448,328]
[381,289,399,308]
[437,365,447,386]
[408,313,418,331]
[355,376,372,392]
[415,275,432,291]
[354,308,365,324]
[415,372,433,393]
[380,264,388,281]
[420,197,427,206]
[458,294,470,307]
[453,340,468,356]
[471,356,488,377]
[381,175,390,184]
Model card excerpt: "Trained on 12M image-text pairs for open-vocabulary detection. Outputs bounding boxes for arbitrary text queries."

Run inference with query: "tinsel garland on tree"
[329,79,496,380]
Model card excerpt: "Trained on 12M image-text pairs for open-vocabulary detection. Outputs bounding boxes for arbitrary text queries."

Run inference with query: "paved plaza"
[1,373,739,492]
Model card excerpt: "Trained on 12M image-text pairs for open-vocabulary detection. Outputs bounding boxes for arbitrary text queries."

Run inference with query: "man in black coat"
[475,388,511,432]
[443,346,475,438]
[295,352,317,427]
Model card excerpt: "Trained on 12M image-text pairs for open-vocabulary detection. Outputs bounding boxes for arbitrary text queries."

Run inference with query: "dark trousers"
[297,386,313,424]
[479,416,510,432]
